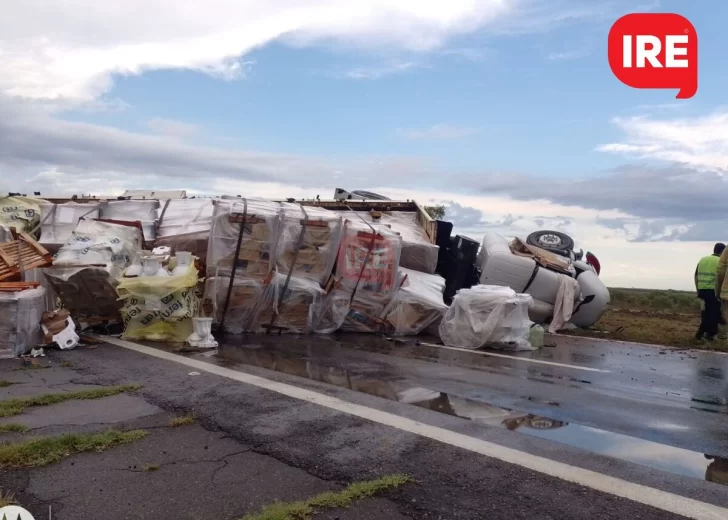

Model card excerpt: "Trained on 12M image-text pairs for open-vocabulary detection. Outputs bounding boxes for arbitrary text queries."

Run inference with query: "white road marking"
[418,342,610,373]
[105,336,725,520]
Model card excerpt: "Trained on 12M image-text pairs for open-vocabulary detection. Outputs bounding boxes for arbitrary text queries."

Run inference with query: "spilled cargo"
[0,190,610,357]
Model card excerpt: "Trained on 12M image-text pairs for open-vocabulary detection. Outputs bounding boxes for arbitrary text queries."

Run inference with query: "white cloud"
[0,0,517,103]
[439,47,490,61]
[341,61,418,80]
[0,1,643,104]
[597,112,728,172]
[145,118,198,138]
[547,49,589,61]
[363,186,708,291]
[396,124,480,140]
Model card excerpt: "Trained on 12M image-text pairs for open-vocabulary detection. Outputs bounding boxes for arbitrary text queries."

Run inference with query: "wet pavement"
[167,332,728,487]
[60,335,728,518]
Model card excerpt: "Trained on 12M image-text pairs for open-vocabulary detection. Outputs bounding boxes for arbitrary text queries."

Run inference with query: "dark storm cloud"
[0,97,428,191]
[471,166,728,223]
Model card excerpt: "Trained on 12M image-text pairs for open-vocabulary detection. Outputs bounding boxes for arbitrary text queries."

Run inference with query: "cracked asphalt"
[1,339,725,519]
[0,355,406,520]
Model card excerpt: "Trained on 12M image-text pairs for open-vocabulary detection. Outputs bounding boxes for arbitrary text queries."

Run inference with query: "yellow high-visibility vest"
[697,255,720,290]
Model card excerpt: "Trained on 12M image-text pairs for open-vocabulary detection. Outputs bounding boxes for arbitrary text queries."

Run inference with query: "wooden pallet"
[0,231,53,282]
[0,281,41,292]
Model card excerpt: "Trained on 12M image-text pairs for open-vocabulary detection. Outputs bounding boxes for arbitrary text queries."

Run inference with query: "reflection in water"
[502,415,566,431]
[218,344,565,433]
[211,343,726,486]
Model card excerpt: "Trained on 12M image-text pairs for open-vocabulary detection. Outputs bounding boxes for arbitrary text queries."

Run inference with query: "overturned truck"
[0,191,610,356]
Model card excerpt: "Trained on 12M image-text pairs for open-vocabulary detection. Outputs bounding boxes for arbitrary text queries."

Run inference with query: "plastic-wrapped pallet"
[0,287,48,358]
[39,201,101,253]
[257,273,324,334]
[338,292,392,333]
[155,198,215,258]
[339,210,438,274]
[0,196,42,234]
[313,221,403,333]
[52,220,143,277]
[335,220,402,300]
[42,220,143,318]
[386,268,448,336]
[439,285,534,350]
[276,203,343,285]
[117,261,200,342]
[203,275,265,334]
[207,198,280,280]
[100,199,160,241]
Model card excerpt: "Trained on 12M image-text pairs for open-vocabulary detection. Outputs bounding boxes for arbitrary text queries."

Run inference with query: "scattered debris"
[41,309,79,350]
[0,231,53,282]
[188,372,201,377]
[0,282,40,292]
[30,347,45,358]
[17,357,48,370]
[187,317,217,349]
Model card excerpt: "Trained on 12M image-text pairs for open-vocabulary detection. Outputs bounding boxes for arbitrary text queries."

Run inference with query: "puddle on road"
[211,343,727,486]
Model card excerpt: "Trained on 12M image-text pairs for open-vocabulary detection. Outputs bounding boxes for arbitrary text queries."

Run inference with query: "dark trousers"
[697,289,721,338]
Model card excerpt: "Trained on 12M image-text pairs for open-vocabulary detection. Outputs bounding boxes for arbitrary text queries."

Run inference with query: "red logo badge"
[608,13,697,99]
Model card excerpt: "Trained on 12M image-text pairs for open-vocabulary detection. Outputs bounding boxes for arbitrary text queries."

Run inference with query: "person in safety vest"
[696,243,726,340]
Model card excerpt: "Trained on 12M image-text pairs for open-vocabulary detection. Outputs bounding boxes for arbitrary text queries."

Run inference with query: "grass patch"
[242,474,413,520]
[143,463,160,472]
[0,380,16,388]
[0,429,148,469]
[0,384,143,418]
[0,424,29,433]
[169,414,195,427]
[608,287,700,315]
[0,489,16,507]
[61,361,74,368]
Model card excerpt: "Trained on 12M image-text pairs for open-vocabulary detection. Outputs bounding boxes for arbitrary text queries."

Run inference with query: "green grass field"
[607,287,700,315]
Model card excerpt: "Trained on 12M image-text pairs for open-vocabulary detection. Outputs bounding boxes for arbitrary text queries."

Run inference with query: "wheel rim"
[537,234,562,247]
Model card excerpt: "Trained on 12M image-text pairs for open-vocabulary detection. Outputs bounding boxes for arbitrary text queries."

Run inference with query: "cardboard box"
[41,309,72,343]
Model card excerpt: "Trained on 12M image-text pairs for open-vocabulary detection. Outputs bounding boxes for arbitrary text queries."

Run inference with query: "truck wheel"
[527,230,574,253]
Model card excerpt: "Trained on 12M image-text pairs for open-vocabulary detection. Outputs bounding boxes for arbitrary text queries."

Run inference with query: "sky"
[1,0,726,290]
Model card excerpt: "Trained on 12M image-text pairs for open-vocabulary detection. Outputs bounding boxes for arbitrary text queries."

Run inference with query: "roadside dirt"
[565,308,728,351]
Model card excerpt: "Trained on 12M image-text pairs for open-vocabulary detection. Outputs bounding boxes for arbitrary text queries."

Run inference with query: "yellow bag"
[117,262,199,300]
[121,289,198,342]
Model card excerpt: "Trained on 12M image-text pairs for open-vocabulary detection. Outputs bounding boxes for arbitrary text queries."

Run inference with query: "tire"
[527,230,575,253]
